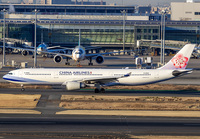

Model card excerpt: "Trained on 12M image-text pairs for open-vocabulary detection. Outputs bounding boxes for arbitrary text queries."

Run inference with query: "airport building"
[0,0,106,5]
[171,0,200,21]
[0,3,200,53]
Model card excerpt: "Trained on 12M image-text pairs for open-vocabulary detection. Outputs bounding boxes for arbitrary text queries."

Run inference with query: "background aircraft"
[6,30,130,66]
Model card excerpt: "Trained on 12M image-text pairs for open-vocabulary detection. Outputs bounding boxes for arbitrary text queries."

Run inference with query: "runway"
[0,89,199,138]
[0,115,200,138]
[1,88,200,97]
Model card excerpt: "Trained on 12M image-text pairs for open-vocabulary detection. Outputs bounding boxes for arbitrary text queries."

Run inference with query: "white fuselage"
[3,68,175,86]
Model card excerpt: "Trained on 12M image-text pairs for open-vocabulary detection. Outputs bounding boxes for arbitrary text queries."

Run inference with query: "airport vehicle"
[3,44,195,93]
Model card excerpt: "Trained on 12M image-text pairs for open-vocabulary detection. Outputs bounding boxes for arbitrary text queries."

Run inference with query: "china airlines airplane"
[3,44,195,93]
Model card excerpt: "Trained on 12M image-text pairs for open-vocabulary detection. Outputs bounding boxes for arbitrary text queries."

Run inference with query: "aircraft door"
[53,71,59,79]
[154,71,159,79]
[18,71,23,77]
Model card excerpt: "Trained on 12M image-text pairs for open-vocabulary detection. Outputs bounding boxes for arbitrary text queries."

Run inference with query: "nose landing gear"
[21,84,25,91]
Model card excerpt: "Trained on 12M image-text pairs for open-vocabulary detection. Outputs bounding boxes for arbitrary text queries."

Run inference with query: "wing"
[84,46,101,50]
[39,50,73,58]
[85,50,132,58]
[6,46,73,58]
[62,72,131,85]
[6,46,34,52]
[47,46,74,51]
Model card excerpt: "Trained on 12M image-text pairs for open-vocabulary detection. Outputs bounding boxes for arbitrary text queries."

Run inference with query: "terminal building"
[0,0,106,5]
[0,2,200,55]
[171,0,200,21]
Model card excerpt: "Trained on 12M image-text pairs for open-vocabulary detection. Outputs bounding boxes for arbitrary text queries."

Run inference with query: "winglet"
[158,44,196,70]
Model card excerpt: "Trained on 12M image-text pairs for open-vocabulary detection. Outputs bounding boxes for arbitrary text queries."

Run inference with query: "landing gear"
[100,88,105,93]
[94,83,105,93]
[65,58,70,65]
[21,84,25,91]
[95,88,100,93]
[65,62,70,65]
[94,88,105,93]
[88,57,93,66]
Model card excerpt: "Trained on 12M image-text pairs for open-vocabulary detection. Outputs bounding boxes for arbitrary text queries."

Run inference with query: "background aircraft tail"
[159,44,196,70]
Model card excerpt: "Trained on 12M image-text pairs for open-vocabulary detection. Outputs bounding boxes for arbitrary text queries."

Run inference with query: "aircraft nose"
[3,74,8,80]
[76,54,81,59]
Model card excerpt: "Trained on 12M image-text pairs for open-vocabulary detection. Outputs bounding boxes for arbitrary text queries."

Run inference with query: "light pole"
[160,10,166,65]
[162,10,166,65]
[160,13,163,64]
[1,9,7,66]
[33,9,39,68]
[121,10,126,53]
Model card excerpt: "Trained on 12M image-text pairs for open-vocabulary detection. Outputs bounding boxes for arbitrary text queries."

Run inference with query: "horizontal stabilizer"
[172,69,193,76]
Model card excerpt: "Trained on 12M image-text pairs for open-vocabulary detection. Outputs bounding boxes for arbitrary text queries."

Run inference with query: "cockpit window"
[75,49,83,54]
[8,72,13,75]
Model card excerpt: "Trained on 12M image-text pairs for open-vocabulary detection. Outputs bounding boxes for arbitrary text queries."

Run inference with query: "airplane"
[6,31,130,66]
[9,42,67,57]
[3,44,195,93]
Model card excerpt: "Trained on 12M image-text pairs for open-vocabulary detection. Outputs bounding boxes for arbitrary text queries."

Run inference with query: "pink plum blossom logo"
[171,54,188,68]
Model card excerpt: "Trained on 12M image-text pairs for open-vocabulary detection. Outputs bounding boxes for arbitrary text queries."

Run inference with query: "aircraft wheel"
[21,88,25,91]
[94,88,100,93]
[100,88,105,93]
[65,62,70,65]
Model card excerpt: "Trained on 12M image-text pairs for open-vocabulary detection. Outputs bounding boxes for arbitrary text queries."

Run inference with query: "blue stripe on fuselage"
[3,77,27,82]
[3,76,47,83]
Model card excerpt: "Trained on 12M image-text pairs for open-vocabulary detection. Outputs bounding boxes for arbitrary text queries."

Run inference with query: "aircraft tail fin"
[158,44,196,70]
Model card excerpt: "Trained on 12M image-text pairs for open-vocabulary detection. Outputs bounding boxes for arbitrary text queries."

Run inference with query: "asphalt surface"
[0,54,200,138]
[0,115,200,138]
[1,88,200,97]
[0,89,200,138]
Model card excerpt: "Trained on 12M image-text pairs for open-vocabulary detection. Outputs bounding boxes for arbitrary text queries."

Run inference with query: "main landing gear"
[94,84,105,93]
[94,88,105,93]
[88,57,93,66]
[65,57,70,65]
[21,84,25,91]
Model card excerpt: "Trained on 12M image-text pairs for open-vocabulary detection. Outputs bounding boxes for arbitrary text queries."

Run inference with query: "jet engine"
[95,55,104,64]
[21,50,29,56]
[65,81,86,90]
[53,55,63,63]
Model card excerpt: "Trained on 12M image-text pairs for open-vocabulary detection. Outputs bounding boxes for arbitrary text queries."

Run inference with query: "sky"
[91,0,189,6]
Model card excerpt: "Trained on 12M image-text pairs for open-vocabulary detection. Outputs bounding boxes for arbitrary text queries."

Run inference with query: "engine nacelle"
[21,50,29,56]
[95,55,104,64]
[53,55,63,63]
[65,82,85,90]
